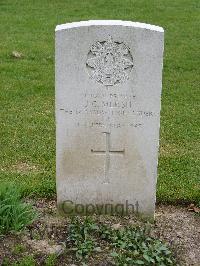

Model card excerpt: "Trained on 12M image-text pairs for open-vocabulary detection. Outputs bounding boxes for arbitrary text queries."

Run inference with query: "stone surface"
[55,20,164,218]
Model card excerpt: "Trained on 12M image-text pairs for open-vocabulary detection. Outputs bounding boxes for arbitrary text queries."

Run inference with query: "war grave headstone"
[55,20,164,218]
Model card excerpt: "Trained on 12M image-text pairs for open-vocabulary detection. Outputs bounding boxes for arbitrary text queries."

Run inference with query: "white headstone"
[55,20,164,219]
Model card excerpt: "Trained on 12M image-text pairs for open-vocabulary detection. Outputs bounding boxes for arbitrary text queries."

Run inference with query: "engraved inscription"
[59,90,155,129]
[86,36,133,86]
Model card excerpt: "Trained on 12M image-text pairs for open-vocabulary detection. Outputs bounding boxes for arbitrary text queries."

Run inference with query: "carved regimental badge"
[86,36,133,86]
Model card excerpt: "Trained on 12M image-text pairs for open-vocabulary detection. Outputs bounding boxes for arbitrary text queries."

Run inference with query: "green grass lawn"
[0,0,199,203]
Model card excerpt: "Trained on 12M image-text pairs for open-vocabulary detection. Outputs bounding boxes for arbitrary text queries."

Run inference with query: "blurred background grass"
[0,0,199,203]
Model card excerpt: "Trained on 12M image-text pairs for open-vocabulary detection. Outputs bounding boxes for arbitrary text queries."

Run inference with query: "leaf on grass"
[11,51,23,59]
[135,260,145,264]
[110,252,118,257]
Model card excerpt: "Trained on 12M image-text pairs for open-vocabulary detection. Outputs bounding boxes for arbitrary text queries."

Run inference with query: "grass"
[0,0,199,203]
[0,183,36,234]
[3,254,56,266]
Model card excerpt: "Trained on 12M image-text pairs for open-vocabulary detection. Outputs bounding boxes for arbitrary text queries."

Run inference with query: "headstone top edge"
[55,20,164,33]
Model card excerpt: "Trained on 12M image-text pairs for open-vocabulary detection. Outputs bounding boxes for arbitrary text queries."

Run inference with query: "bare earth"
[153,205,200,266]
[0,200,199,266]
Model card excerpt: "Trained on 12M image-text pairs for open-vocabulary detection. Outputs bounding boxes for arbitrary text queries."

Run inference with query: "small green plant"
[12,243,26,255]
[99,225,175,265]
[68,217,176,265]
[0,183,37,234]
[68,217,100,260]
[44,254,57,266]
[2,258,10,266]
[12,255,36,266]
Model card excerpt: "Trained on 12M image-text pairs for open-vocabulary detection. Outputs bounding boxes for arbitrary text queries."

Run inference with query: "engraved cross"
[91,132,124,184]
